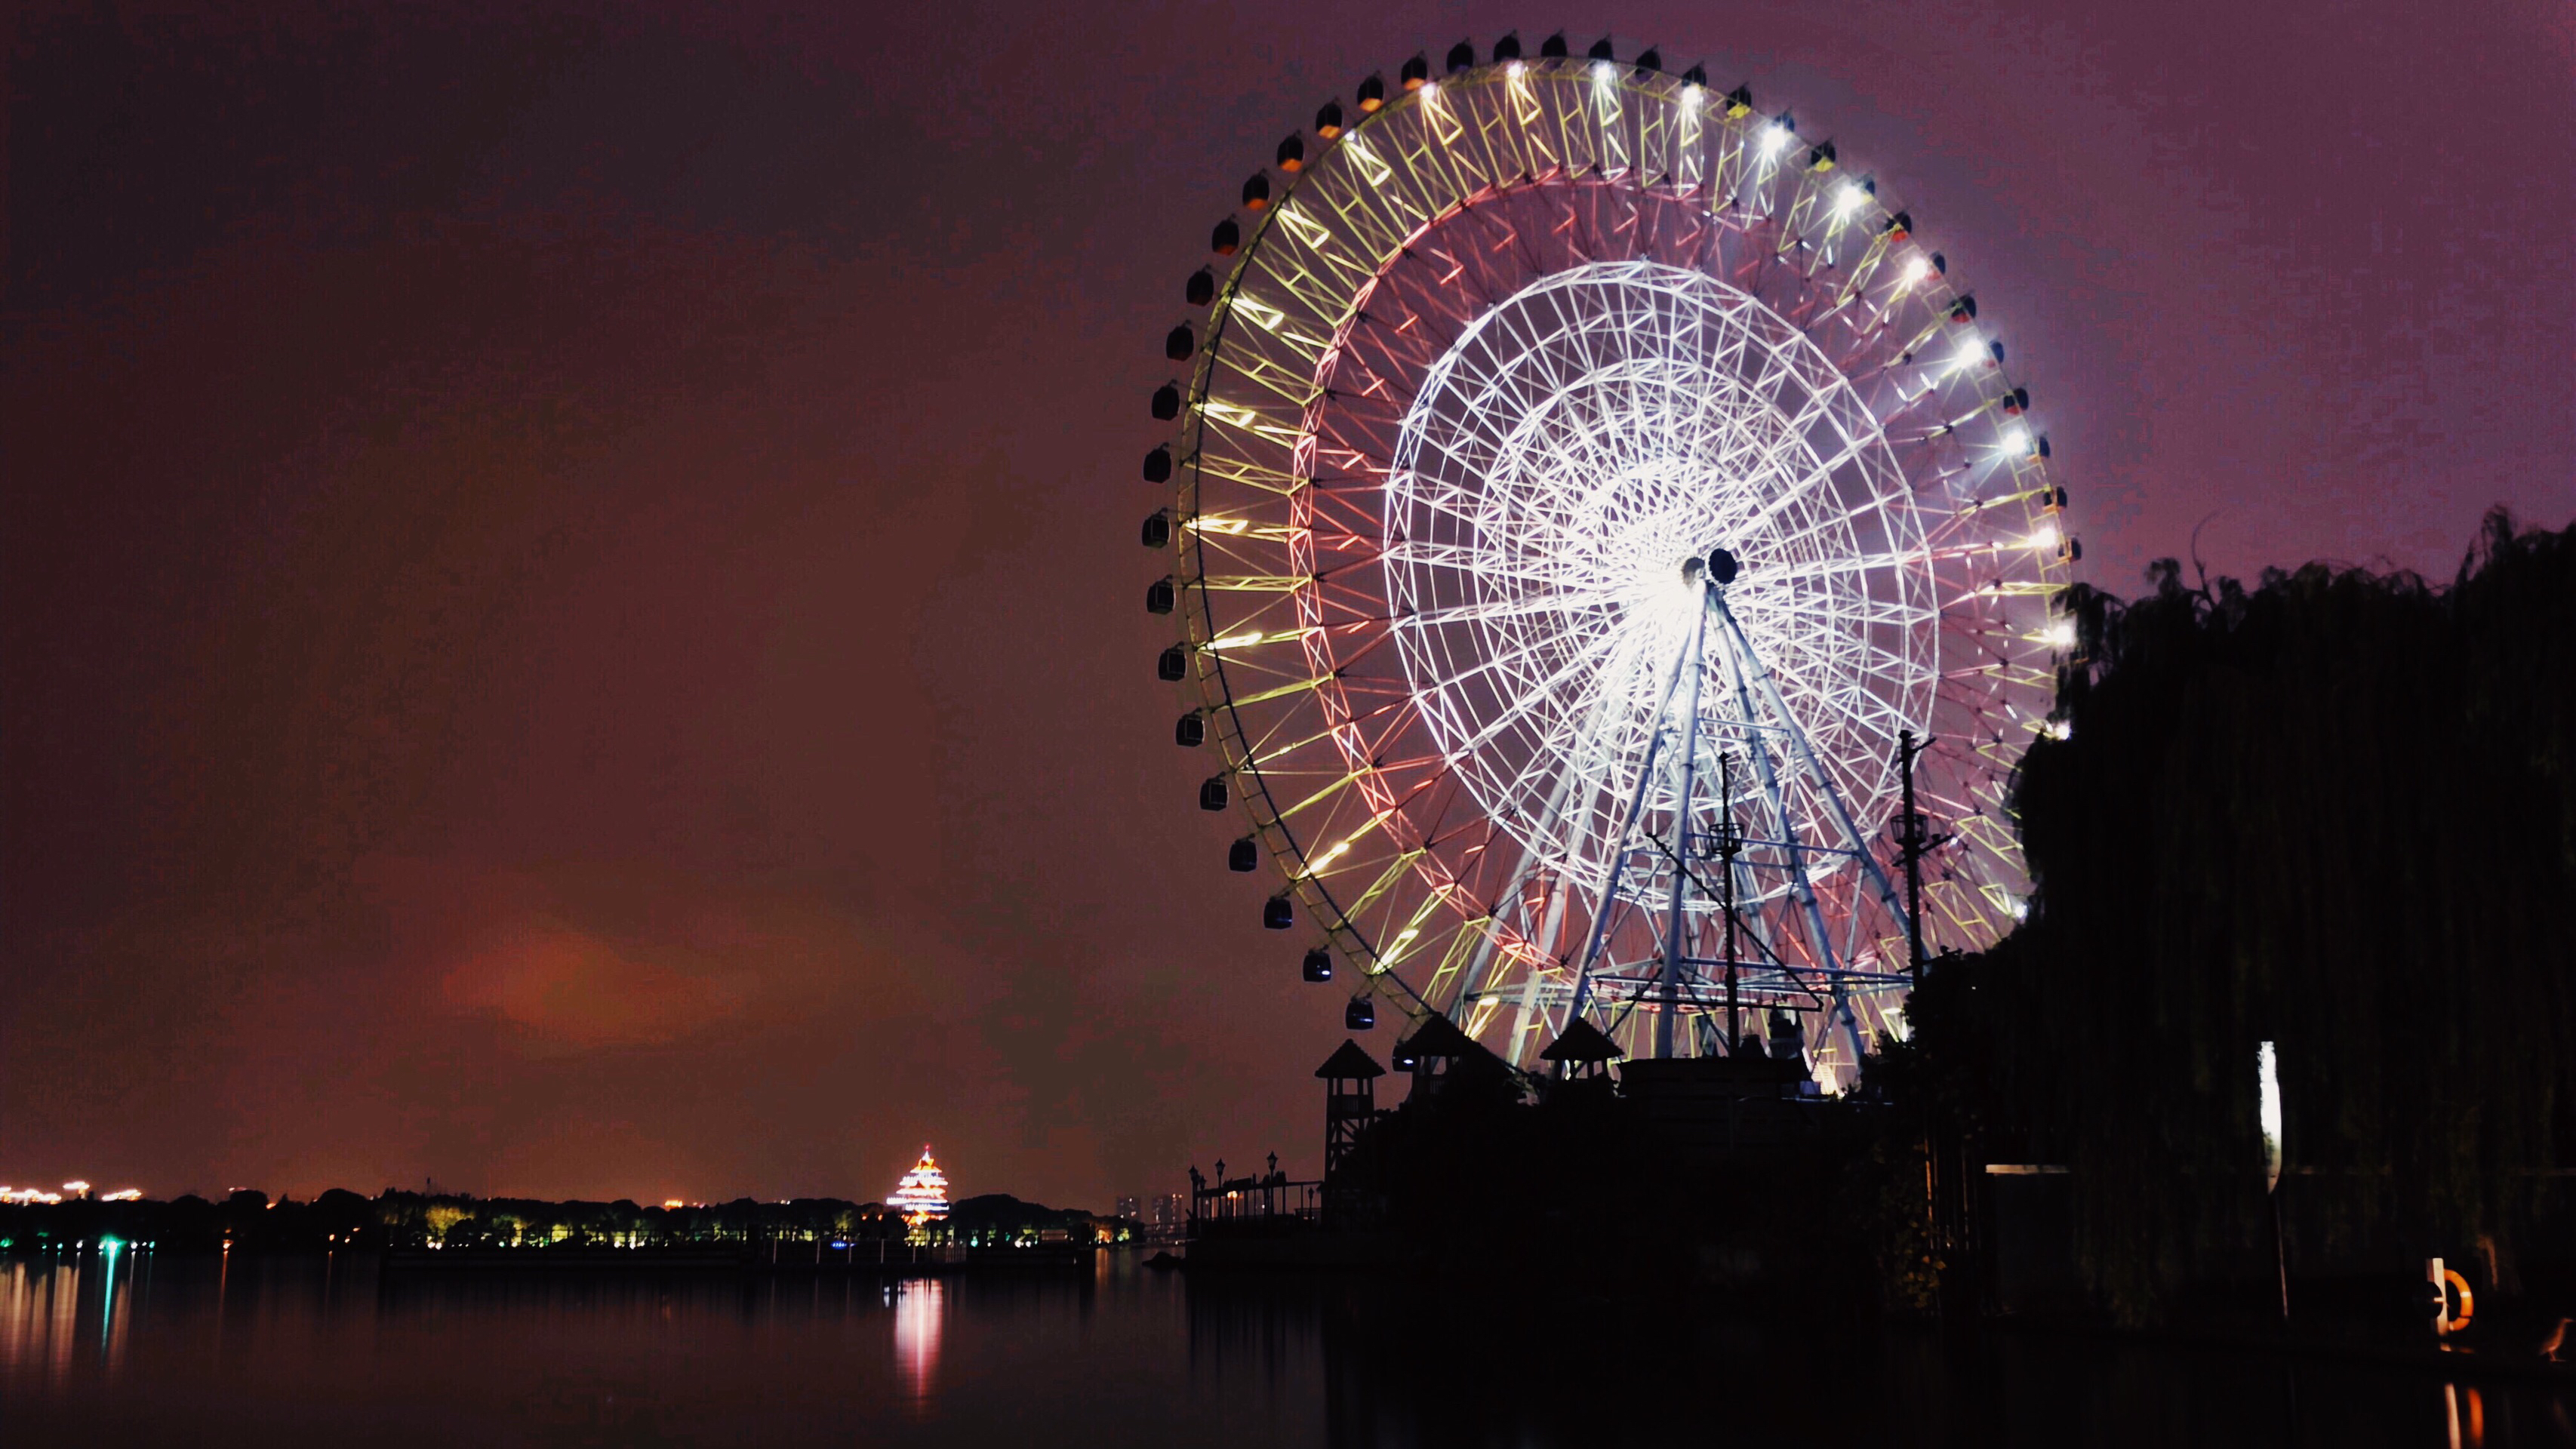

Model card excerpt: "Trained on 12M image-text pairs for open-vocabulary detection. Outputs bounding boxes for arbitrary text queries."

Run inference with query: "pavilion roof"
[1395,1012,1476,1060]
[1538,1017,1624,1064]
[1314,1039,1386,1079]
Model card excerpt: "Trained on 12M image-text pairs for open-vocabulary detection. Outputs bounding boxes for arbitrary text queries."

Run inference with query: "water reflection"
[892,1276,943,1402]
[5,1251,2573,1445]
[98,1242,131,1375]
[1,1254,1319,1445]
[2,1257,143,1391]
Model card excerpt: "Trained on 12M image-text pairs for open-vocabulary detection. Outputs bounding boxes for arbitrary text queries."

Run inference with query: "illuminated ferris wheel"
[1138,34,2076,1088]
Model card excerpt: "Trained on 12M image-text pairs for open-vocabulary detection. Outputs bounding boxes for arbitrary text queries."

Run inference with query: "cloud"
[442,922,742,1051]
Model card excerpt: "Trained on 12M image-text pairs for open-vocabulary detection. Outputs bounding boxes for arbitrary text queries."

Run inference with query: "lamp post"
[1892,731,1947,986]
[1716,752,1743,1054]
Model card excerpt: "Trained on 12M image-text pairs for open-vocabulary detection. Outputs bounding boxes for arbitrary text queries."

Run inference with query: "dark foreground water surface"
[6,1251,2571,1446]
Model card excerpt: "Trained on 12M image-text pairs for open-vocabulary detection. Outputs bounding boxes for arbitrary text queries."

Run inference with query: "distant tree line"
[1,1187,1134,1254]
[946,1193,1129,1246]
[1897,508,2576,1321]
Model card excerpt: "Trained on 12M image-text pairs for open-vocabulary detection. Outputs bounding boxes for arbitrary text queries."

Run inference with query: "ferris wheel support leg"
[1503,967,1548,1070]
[1500,857,1586,1069]
[1713,594,1900,1077]
[1568,728,1667,1024]
[1713,596,1871,1080]
[1568,627,1697,1023]
[1655,586,1716,1060]
[1829,982,1864,1083]
[1508,672,1646,1060]
[1712,596,1910,924]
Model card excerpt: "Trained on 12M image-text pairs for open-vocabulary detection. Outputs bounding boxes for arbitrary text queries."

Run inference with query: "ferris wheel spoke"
[1420,633,1637,776]
[1392,586,1626,632]
[1236,694,1412,772]
[1737,591,1931,633]
[1380,540,1585,589]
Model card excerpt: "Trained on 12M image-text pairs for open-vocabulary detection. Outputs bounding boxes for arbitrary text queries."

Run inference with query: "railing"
[1186,1171,1322,1237]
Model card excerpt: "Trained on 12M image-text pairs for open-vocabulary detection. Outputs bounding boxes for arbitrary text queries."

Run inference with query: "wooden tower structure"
[1316,1038,1385,1182]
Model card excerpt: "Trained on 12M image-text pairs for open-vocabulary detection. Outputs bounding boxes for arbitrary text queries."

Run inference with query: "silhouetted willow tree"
[1906,509,2576,1319]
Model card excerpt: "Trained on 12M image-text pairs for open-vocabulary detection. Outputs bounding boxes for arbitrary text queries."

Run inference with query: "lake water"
[5,1250,2569,1445]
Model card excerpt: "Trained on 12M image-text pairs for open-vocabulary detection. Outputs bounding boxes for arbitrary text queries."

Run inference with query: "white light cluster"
[1383,260,1931,896]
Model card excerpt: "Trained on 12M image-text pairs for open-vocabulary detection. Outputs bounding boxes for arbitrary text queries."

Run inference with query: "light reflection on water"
[4,1251,2572,1446]
[2,1247,144,1389]
[2,1250,1312,1447]
[893,1275,943,1403]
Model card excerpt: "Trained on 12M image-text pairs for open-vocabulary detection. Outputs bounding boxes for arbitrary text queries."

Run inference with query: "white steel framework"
[1150,53,2074,1088]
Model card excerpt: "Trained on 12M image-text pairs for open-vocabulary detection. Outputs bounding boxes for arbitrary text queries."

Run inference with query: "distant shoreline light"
[0,1180,136,1205]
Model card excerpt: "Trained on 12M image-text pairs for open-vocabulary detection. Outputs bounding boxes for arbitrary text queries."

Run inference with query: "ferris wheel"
[1137,35,2076,1088]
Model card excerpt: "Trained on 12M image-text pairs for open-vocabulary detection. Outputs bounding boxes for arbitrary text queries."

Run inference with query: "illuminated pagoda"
[889,1145,952,1229]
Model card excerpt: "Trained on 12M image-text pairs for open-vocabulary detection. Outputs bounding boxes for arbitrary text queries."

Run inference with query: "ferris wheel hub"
[1682,546,1740,588]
